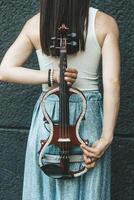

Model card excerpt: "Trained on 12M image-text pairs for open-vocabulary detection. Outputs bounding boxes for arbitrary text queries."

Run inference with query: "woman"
[0,0,120,200]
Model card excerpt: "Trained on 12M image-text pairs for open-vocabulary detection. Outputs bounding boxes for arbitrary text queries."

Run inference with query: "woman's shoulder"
[26,13,40,27]
[95,9,119,47]
[97,10,118,31]
[23,13,41,49]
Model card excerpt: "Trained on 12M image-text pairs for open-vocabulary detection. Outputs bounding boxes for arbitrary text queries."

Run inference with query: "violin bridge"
[58,138,71,142]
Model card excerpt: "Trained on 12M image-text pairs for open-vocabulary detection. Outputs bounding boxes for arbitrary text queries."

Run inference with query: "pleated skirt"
[22,90,111,200]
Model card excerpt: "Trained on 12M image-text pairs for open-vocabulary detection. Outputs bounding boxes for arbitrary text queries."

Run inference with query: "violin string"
[67,96,69,156]
[66,49,69,157]
[65,60,69,156]
[61,79,64,154]
[66,84,69,155]
[60,67,63,154]
[63,69,68,156]
[59,87,62,153]
[66,92,69,155]
[60,37,70,160]
[66,77,69,156]
[63,78,66,155]
[62,74,65,155]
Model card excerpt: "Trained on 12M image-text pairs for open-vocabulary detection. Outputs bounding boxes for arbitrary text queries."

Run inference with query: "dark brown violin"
[38,24,88,179]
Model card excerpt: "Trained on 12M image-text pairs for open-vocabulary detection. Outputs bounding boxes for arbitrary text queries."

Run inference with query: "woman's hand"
[53,67,78,86]
[80,137,112,169]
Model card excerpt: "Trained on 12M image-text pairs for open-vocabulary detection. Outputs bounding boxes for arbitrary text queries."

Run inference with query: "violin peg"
[50,46,60,49]
[67,33,77,38]
[50,45,55,49]
[51,37,56,40]
[67,41,77,47]
[51,37,61,41]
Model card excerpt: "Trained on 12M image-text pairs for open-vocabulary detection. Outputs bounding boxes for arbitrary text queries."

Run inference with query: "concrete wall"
[0,0,134,199]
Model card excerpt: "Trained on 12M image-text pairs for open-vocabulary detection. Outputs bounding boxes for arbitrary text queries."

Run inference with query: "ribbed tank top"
[36,7,101,91]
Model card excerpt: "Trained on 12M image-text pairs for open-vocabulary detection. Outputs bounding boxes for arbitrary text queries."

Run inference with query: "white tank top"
[36,7,101,91]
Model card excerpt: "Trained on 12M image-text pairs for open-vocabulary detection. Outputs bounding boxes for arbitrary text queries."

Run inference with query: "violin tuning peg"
[51,37,56,40]
[67,33,77,38]
[50,46,60,49]
[67,41,77,46]
[72,41,77,46]
[50,45,55,49]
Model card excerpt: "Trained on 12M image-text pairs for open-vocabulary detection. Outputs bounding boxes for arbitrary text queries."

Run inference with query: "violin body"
[38,25,88,179]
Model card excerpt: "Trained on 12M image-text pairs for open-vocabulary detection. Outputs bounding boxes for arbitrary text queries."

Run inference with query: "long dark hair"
[40,0,90,56]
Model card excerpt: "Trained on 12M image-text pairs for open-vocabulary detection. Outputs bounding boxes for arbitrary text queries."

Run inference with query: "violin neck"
[59,49,69,127]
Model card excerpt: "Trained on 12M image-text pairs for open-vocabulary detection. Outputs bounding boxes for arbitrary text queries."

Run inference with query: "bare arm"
[0,20,49,84]
[81,16,120,169]
[0,19,77,85]
[101,17,120,143]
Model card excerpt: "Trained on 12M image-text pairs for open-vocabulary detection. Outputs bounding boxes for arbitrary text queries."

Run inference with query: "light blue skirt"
[22,90,111,200]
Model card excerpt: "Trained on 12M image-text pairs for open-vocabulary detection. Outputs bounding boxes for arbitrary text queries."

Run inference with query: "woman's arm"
[81,15,120,169]
[0,19,77,85]
[0,20,47,84]
[101,17,120,143]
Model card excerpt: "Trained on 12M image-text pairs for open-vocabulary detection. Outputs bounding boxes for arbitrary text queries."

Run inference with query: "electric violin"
[38,24,89,179]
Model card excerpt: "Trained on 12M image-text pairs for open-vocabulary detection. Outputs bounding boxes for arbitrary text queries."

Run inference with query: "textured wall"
[0,0,134,199]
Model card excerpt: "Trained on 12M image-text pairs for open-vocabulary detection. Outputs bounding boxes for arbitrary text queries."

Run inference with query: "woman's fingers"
[67,82,72,86]
[85,162,96,169]
[64,69,77,85]
[64,68,78,84]
[81,147,96,158]
[83,154,92,164]
[66,68,78,74]
[53,67,78,84]
[83,154,97,164]
[81,144,96,153]
[64,77,76,82]
[83,154,96,169]
[81,144,97,155]
[64,71,77,77]
[84,156,96,169]
[81,144,99,169]
[81,138,110,169]
[81,144,102,159]
[81,144,101,157]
